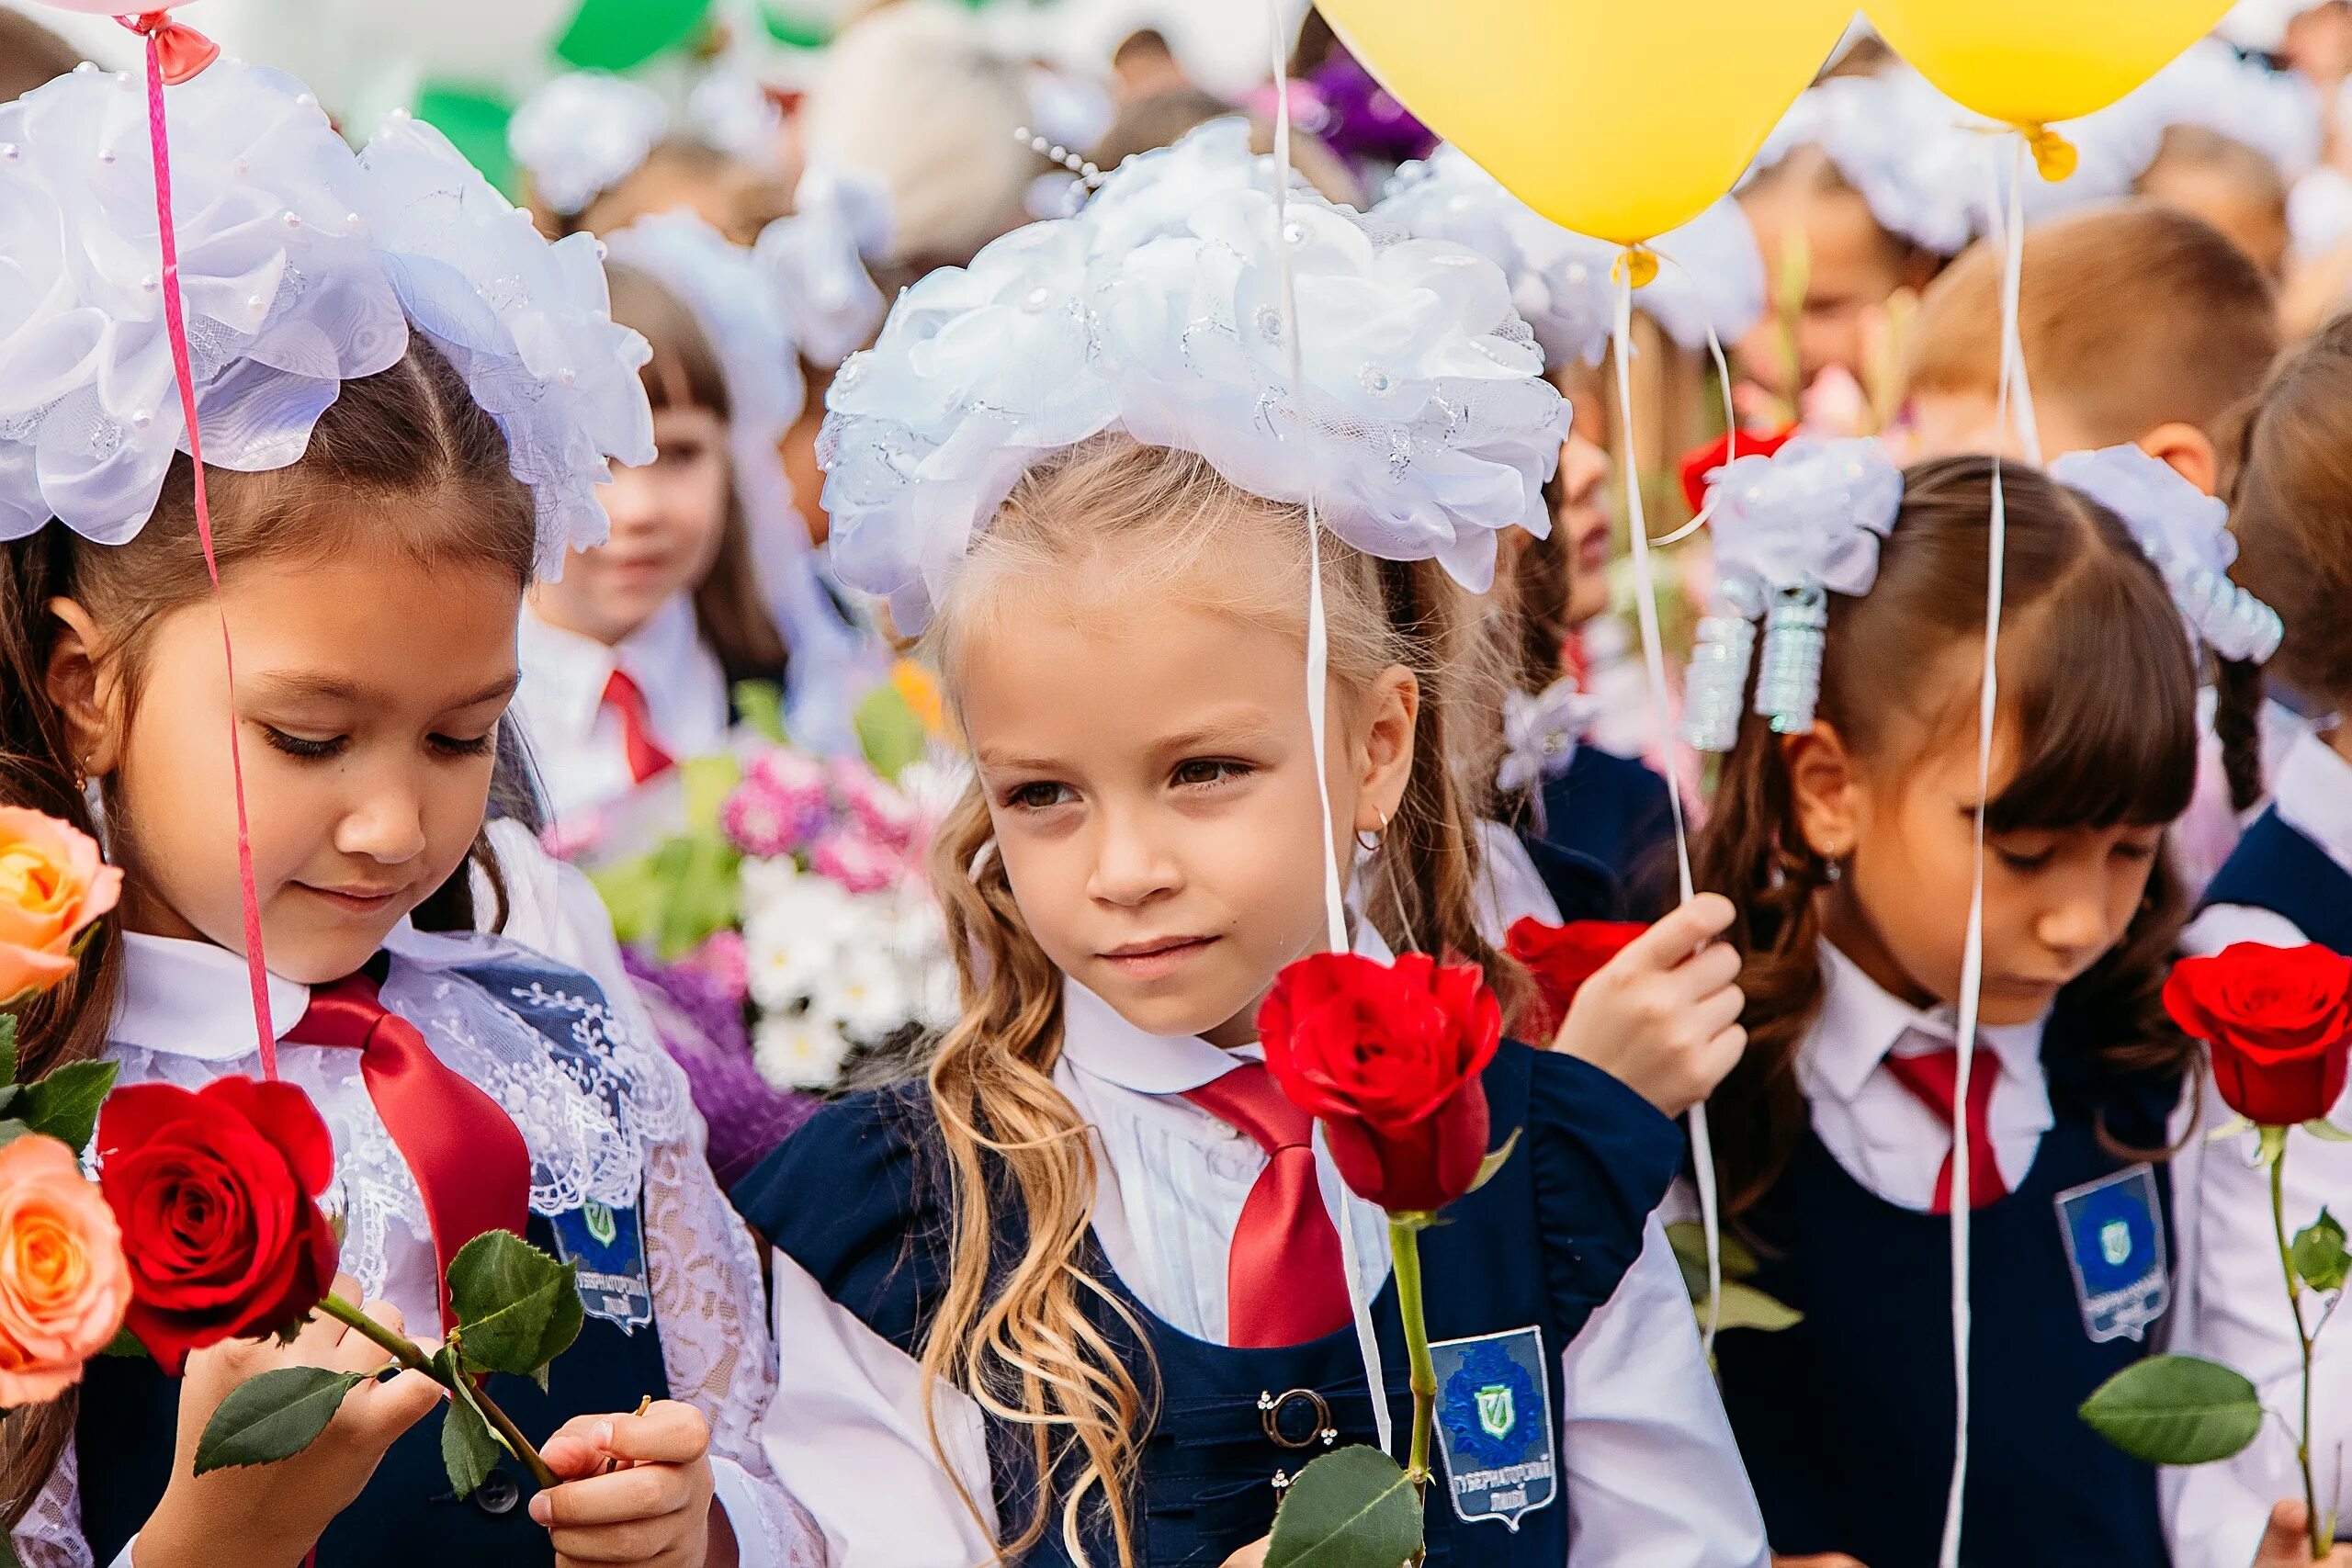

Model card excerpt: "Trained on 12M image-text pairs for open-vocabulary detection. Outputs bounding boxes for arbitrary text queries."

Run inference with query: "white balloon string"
[1267,0,1390,1458]
[1611,270,1721,1353]
[1937,136,2028,1568]
[1641,248,1742,549]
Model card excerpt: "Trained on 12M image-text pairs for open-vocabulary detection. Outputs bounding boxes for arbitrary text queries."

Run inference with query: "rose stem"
[2267,1149,2325,1560]
[318,1292,560,1490]
[1389,1214,1438,1547]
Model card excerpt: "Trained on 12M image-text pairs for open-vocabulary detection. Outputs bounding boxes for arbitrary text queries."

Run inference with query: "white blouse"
[2166,726,2352,1568]
[9,925,817,1568]
[514,594,730,824]
[760,965,1769,1568]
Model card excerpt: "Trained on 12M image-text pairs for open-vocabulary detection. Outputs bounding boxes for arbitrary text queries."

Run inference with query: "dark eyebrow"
[248,672,520,710]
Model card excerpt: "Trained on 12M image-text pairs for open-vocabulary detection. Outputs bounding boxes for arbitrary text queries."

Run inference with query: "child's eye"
[1172,759,1252,789]
[429,733,496,759]
[1995,846,2054,873]
[261,726,346,761]
[1004,781,1074,812]
[2112,838,2160,863]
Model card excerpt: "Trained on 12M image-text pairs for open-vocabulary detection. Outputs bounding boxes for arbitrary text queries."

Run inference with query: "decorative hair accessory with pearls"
[2046,445,2285,665]
[0,62,655,578]
[819,118,1569,632]
[1680,437,1904,752]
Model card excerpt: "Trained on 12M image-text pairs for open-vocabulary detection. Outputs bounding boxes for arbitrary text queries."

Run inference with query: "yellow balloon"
[1319,0,1852,248]
[1867,0,2231,130]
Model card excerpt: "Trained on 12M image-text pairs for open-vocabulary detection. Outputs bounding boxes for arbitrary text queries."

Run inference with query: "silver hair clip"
[1755,584,1830,735]
[1679,614,1757,753]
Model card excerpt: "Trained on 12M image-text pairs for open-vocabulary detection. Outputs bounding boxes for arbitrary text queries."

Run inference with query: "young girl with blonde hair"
[737,121,1761,1568]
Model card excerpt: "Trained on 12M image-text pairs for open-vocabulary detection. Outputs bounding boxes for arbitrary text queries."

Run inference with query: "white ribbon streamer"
[1610,274,1723,1352]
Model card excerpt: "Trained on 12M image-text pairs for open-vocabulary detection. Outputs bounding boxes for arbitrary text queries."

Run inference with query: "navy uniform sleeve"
[1525,1046,1685,1334]
[731,1085,948,1356]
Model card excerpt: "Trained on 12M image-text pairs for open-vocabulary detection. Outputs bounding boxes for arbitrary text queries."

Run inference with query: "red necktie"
[288,976,534,1329]
[1184,1065,1353,1348]
[1883,1044,2008,1213]
[600,668,675,784]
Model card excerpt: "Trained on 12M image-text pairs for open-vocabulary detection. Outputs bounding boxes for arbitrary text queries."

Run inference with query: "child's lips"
[297,882,405,915]
[1098,935,1218,982]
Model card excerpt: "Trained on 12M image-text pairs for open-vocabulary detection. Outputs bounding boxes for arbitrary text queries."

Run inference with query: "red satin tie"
[1883,1044,2008,1213]
[600,668,676,784]
[1184,1065,1353,1348]
[288,976,533,1328]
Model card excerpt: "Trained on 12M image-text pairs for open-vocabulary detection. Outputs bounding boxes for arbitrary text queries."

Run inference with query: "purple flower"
[723,751,833,857]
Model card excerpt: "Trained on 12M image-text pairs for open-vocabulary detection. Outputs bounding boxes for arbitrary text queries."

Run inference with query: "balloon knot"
[1613,245,1660,290]
[115,11,219,85]
[2022,123,2077,183]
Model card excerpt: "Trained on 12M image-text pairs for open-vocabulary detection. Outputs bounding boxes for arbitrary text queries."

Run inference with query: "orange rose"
[0,1134,131,1405]
[0,807,121,1003]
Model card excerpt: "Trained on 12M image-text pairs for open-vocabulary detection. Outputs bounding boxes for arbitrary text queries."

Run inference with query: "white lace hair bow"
[603,210,874,750]
[1680,436,1904,751]
[819,118,1568,632]
[508,72,671,220]
[755,166,892,369]
[1378,145,1766,368]
[2047,444,2285,665]
[0,62,655,578]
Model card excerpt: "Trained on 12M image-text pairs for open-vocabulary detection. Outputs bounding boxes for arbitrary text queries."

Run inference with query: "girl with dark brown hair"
[1690,444,2210,1568]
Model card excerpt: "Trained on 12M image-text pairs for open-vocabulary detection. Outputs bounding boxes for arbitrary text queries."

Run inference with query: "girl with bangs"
[1681,444,2278,1568]
[516,220,876,829]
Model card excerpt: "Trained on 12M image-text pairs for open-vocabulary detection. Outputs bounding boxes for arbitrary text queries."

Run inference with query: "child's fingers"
[349,1367,444,1436]
[593,1402,711,1466]
[539,1413,615,1480]
[531,1464,696,1530]
[1665,939,1744,1003]
[1687,982,1746,1041]
[1618,894,1736,968]
[324,1300,419,1376]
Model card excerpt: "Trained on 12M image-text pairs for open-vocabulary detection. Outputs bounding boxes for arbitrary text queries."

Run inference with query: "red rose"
[1676,423,1795,514]
[96,1077,341,1375]
[1257,952,1501,1214]
[2164,942,2352,1128]
[1506,917,1646,1043]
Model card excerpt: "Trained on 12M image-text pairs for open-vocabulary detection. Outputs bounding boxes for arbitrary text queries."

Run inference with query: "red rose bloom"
[1257,952,1501,1214]
[96,1077,341,1375]
[1506,917,1646,1043]
[2164,942,2352,1128]
[1676,423,1795,514]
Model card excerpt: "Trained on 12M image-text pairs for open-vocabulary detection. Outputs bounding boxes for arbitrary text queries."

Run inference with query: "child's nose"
[1086,808,1180,907]
[336,787,428,864]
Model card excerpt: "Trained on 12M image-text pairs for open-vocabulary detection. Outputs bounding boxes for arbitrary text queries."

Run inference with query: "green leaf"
[2303,1120,2352,1144]
[1666,1223,1763,1303]
[0,1012,17,1086]
[439,1375,509,1500]
[447,1230,583,1377]
[2079,1354,2263,1465]
[2294,1210,2351,1293]
[1467,1127,1522,1196]
[102,1325,147,1359]
[2205,1113,2252,1145]
[854,682,927,783]
[20,1058,117,1150]
[0,1119,30,1147]
[1707,1280,1804,1334]
[1265,1444,1423,1568]
[730,680,789,745]
[680,754,746,837]
[194,1365,370,1473]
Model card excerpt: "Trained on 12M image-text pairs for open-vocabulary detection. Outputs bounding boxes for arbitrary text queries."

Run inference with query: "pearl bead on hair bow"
[1679,437,1904,752]
[2045,445,2284,666]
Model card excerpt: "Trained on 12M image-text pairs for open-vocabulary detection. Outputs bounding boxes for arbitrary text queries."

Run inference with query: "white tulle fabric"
[362,113,656,579]
[506,70,670,218]
[1706,436,1903,615]
[1377,145,1767,365]
[757,165,892,368]
[1748,62,2166,255]
[0,62,655,579]
[820,118,1566,631]
[0,62,407,543]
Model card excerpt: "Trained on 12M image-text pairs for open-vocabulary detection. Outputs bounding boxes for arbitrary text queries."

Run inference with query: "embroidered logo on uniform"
[548,1201,654,1333]
[1429,1326,1555,1531]
[2053,1163,2169,1343]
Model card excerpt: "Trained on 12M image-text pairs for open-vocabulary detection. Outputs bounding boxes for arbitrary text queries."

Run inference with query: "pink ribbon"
[119,16,277,1078]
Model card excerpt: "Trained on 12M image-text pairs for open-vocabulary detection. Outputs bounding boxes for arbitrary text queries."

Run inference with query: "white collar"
[518,593,704,741]
[113,931,315,1062]
[2272,727,2352,876]
[1056,920,1396,1097]
[1804,936,2049,1105]
[110,923,463,1063]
